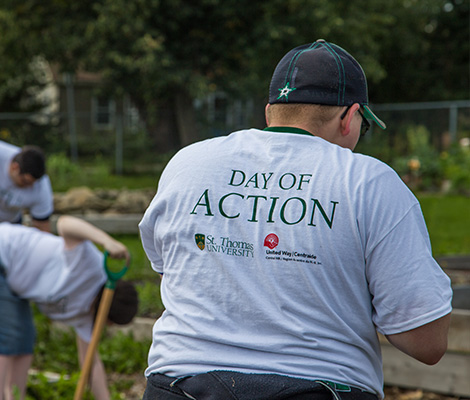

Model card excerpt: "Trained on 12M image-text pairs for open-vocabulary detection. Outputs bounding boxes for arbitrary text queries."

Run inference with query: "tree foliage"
[371,0,469,102]
[0,0,468,152]
[0,7,48,112]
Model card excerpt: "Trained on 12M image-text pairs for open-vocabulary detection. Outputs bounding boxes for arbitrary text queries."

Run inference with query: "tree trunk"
[175,90,200,147]
[137,98,180,154]
[135,93,201,154]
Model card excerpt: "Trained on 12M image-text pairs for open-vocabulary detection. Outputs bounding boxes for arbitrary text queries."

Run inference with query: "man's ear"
[10,160,19,171]
[9,161,20,176]
[340,103,360,136]
[265,103,271,126]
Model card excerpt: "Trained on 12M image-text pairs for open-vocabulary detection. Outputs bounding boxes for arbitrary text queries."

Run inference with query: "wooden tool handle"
[73,288,114,400]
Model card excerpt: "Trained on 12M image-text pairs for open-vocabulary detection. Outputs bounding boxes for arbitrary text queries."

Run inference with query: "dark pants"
[0,264,35,354]
[142,371,379,400]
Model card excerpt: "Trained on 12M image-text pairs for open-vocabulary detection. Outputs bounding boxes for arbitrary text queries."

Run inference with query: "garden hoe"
[74,251,129,400]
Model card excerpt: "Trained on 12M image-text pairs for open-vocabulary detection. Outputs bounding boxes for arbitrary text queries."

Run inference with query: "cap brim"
[363,105,386,130]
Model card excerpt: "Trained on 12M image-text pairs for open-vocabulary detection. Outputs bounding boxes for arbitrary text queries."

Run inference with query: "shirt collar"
[263,126,314,137]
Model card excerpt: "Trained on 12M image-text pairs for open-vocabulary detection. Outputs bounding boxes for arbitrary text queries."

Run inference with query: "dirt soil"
[109,372,147,399]
[383,387,466,400]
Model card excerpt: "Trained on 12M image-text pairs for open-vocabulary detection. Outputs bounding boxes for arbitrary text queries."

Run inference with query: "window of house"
[123,96,141,132]
[92,97,115,129]
[197,92,254,136]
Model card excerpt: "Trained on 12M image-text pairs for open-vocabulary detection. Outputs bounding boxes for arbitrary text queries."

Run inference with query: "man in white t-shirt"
[139,40,452,400]
[0,216,138,400]
[0,141,54,232]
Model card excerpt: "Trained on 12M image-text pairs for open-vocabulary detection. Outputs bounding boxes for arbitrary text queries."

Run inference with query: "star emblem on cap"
[277,82,296,100]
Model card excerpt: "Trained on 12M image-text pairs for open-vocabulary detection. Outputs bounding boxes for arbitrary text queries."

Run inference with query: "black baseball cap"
[268,39,386,130]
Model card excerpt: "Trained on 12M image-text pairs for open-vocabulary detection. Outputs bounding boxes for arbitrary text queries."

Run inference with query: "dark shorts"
[0,270,35,355]
[142,370,379,400]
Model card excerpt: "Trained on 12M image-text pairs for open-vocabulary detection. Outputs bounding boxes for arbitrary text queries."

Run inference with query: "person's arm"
[76,335,110,400]
[385,313,451,365]
[31,218,51,232]
[56,215,130,263]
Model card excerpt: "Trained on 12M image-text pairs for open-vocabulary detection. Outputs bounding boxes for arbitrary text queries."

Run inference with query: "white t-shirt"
[0,222,106,341]
[0,141,53,222]
[139,128,452,398]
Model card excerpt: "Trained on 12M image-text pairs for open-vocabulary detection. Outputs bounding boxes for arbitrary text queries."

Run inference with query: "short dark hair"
[94,280,139,325]
[266,103,341,126]
[12,145,46,179]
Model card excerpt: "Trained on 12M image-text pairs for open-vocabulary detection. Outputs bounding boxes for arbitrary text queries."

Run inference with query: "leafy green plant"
[99,331,151,374]
[31,307,148,399]
[46,153,83,192]
[26,372,84,400]
[33,309,78,372]
[136,280,164,318]
[392,125,443,191]
[355,130,398,165]
[440,140,470,195]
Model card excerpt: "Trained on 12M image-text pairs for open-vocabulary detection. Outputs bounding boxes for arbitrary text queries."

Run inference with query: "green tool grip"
[103,251,129,289]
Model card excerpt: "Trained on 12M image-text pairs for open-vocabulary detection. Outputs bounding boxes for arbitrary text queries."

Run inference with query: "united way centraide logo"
[264,233,279,249]
[195,233,205,250]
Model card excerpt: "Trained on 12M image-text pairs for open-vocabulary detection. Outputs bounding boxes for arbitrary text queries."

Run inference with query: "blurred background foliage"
[0,0,469,194]
[0,0,468,152]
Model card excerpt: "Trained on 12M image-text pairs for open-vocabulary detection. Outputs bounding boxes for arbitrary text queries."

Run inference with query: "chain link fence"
[360,100,470,159]
[1,100,469,171]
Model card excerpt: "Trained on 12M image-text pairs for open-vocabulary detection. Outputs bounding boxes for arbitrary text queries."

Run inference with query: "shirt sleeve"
[30,175,54,220]
[366,203,453,335]
[139,203,164,274]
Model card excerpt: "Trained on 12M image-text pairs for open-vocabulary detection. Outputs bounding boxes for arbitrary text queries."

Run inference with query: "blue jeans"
[0,266,35,355]
[142,371,379,400]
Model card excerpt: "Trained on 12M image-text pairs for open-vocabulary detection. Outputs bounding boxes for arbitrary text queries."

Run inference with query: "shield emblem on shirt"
[195,234,205,250]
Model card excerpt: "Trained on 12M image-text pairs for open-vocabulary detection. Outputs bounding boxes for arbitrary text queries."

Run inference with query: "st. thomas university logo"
[195,234,205,250]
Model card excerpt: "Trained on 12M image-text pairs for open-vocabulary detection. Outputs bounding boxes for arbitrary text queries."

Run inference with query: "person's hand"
[104,239,130,264]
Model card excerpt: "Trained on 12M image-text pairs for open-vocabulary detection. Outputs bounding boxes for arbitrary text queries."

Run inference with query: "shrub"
[136,280,164,318]
[392,125,443,192]
[46,153,82,192]
[440,139,470,195]
[99,331,151,374]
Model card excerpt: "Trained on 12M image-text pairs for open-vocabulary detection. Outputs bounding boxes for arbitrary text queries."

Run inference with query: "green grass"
[50,166,160,192]
[47,153,170,192]
[113,235,153,281]
[418,194,470,256]
[111,235,164,319]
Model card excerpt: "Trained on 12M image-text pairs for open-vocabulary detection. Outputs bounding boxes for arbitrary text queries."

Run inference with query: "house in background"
[38,64,144,163]
[26,60,259,161]
[51,67,142,137]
